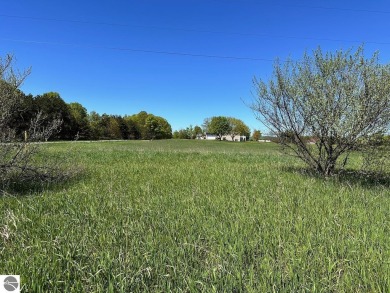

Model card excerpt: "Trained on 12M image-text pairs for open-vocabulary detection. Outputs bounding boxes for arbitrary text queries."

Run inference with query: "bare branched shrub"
[0,54,76,193]
[251,46,390,176]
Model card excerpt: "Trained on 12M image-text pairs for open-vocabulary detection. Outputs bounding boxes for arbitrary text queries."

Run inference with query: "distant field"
[1,140,389,292]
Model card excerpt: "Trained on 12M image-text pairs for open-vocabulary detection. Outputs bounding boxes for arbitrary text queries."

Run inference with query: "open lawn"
[1,140,389,292]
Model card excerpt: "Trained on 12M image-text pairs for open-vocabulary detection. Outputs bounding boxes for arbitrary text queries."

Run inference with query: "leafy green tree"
[99,114,111,139]
[252,130,262,141]
[94,114,122,140]
[34,92,72,139]
[194,125,203,138]
[145,115,160,140]
[144,114,172,139]
[107,116,122,139]
[208,116,232,139]
[157,116,172,139]
[174,125,203,139]
[181,129,190,139]
[172,130,180,139]
[228,117,250,141]
[5,91,35,137]
[131,111,148,139]
[181,129,189,139]
[123,116,141,139]
[68,102,90,139]
[251,46,390,176]
[114,116,130,139]
[186,125,194,139]
[124,111,171,140]
[88,111,103,140]
[173,129,189,139]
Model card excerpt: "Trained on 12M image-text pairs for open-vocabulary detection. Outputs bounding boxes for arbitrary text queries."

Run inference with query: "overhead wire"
[0,13,389,46]
[284,4,390,14]
[1,3,390,62]
[208,0,390,15]
[0,38,276,62]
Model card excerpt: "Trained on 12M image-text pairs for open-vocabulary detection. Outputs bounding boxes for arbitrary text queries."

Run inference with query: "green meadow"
[1,140,389,292]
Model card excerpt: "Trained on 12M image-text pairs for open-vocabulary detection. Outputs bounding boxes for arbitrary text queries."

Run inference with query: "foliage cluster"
[89,111,172,140]
[201,116,251,139]
[10,88,173,140]
[173,125,203,139]
[251,129,262,141]
[174,117,250,140]
[0,55,172,141]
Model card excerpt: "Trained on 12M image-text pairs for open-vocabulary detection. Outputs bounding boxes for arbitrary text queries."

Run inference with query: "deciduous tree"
[68,102,90,139]
[252,130,262,141]
[194,125,203,138]
[208,116,231,139]
[35,92,72,140]
[251,46,390,176]
[228,117,250,141]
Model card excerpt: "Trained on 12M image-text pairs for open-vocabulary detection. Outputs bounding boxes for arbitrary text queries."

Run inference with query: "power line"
[0,38,275,62]
[210,1,390,15]
[1,14,389,46]
[0,14,130,28]
[286,4,390,14]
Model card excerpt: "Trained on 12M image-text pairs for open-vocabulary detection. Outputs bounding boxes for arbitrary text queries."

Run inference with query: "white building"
[222,134,247,141]
[202,133,246,141]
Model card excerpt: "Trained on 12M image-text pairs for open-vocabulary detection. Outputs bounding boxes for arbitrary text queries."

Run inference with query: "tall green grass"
[1,140,389,292]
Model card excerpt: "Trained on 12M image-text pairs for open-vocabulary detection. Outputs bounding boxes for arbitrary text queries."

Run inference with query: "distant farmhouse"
[197,133,247,142]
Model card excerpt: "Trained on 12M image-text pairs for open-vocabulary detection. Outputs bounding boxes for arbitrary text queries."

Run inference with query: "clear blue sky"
[1,0,390,132]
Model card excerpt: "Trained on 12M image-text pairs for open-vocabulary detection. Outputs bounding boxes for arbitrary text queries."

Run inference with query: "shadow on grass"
[283,166,390,189]
[1,166,87,196]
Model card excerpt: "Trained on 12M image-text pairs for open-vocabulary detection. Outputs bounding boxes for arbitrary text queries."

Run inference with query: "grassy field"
[1,140,389,292]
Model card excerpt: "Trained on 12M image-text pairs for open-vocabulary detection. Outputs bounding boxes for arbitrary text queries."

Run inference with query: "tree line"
[8,90,173,140]
[10,88,255,142]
